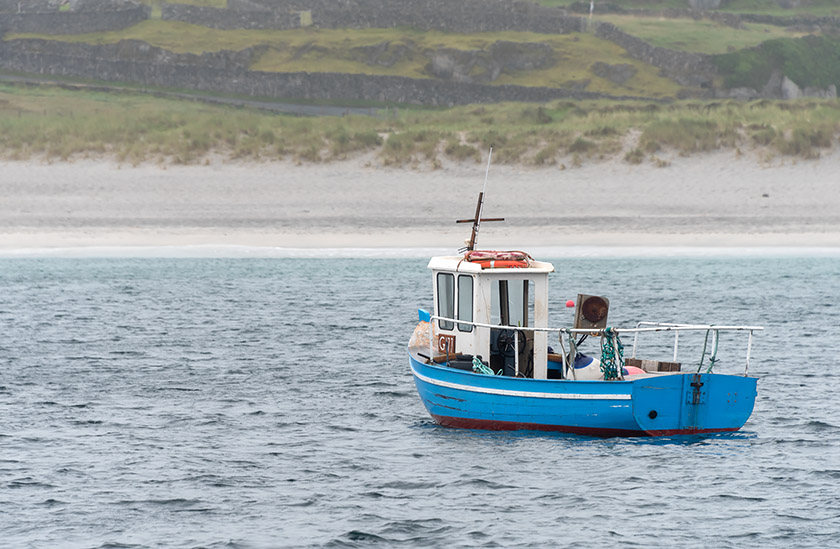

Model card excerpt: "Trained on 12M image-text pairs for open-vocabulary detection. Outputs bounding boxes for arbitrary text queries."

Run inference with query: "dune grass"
[1,83,839,167]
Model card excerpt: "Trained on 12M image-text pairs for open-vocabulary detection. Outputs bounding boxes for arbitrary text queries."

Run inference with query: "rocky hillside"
[1,0,839,105]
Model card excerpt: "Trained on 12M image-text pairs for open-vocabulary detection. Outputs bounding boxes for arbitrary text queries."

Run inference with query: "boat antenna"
[457,147,503,253]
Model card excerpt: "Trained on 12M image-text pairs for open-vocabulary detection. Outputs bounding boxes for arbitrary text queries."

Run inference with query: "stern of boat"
[631,373,757,436]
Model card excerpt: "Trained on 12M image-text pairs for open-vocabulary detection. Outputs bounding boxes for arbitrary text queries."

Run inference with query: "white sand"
[2,152,839,255]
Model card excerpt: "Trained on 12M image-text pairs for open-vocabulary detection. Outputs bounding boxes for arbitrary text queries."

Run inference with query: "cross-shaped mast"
[456,147,503,252]
[456,192,504,252]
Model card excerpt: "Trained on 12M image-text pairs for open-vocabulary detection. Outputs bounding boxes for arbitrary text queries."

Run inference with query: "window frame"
[457,275,474,333]
[436,272,455,331]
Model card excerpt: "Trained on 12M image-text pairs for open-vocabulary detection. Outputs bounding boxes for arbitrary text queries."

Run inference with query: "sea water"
[1,256,839,548]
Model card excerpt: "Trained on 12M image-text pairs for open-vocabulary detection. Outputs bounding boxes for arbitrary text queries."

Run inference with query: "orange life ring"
[474,259,529,269]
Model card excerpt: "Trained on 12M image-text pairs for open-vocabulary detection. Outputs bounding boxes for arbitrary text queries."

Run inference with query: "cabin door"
[489,279,534,377]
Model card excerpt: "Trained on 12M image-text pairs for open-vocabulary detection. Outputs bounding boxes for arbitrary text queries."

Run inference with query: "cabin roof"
[427,255,555,274]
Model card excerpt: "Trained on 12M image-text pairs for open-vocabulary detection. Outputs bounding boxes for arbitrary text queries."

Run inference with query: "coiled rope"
[472,356,498,375]
[600,327,624,381]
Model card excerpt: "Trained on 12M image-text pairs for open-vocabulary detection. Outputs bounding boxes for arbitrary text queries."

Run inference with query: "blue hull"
[409,353,757,437]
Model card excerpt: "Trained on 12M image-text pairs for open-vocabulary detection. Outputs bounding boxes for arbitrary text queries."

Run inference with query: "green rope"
[472,356,497,376]
[600,327,624,381]
[697,330,720,373]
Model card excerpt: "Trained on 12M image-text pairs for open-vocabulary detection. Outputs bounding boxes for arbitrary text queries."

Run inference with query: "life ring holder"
[459,250,533,270]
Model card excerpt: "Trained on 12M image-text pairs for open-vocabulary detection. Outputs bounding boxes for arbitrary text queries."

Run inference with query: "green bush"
[774,125,834,158]
[640,118,719,153]
[444,139,480,162]
[567,136,595,153]
[750,125,776,146]
[713,36,840,91]
[624,148,644,164]
[534,144,557,165]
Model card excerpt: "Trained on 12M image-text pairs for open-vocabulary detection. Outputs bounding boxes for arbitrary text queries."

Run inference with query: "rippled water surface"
[2,256,839,548]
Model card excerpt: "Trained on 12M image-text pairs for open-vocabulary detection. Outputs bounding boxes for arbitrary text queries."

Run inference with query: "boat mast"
[457,147,503,252]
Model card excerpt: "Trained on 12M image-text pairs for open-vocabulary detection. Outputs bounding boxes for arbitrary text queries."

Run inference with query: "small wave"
[445,477,514,491]
[36,498,66,507]
[380,518,449,536]
[808,469,840,480]
[374,391,412,398]
[378,480,439,490]
[115,498,208,509]
[7,478,55,489]
[330,530,389,546]
[804,420,839,431]
[712,494,767,502]
[287,498,318,507]
[326,425,360,433]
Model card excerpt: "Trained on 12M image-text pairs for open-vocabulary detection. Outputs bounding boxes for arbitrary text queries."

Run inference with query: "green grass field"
[2,83,838,167]
[535,0,840,16]
[5,22,681,98]
[597,15,807,53]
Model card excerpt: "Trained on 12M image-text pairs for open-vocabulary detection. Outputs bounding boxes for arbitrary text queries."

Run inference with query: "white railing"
[426,314,763,377]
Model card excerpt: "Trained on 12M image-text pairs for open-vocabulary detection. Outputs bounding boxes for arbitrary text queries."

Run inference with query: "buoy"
[565,299,575,308]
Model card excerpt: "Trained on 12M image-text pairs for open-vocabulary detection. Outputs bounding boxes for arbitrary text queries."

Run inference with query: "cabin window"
[437,273,455,330]
[457,275,473,332]
[491,279,533,327]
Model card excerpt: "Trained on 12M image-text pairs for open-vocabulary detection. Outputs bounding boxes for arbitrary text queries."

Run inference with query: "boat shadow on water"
[410,419,758,446]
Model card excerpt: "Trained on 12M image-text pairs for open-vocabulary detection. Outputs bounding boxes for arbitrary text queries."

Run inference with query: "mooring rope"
[697,329,720,373]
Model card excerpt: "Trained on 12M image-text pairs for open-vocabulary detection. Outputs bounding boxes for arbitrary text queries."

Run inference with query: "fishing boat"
[407,155,762,437]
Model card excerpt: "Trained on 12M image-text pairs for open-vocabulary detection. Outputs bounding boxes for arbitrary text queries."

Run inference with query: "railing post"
[559,330,569,378]
[632,331,639,359]
[428,315,434,363]
[514,328,520,377]
[673,331,679,362]
[745,330,753,376]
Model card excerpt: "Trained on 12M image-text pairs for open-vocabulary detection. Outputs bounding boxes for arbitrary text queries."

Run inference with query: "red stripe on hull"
[431,414,741,438]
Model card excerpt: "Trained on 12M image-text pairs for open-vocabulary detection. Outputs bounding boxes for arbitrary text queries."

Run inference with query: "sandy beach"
[2,152,839,255]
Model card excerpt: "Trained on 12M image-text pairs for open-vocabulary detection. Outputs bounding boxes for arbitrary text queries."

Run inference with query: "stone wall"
[162,0,587,34]
[569,3,742,27]
[569,1,840,31]
[687,0,721,9]
[739,13,840,31]
[0,4,149,35]
[593,22,716,87]
[160,4,299,31]
[0,38,655,105]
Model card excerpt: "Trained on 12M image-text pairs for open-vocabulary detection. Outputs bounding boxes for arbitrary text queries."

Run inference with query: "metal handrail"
[426,314,762,376]
[429,314,762,335]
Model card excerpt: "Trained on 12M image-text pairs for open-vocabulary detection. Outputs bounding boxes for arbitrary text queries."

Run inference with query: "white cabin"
[428,255,555,379]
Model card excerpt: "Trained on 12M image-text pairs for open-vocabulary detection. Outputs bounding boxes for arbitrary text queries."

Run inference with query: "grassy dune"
[2,83,839,167]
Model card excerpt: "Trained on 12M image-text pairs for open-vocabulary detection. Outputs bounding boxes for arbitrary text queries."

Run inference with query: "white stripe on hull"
[411,364,632,401]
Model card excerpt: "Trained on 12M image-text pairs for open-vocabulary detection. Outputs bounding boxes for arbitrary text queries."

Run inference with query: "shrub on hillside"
[713,35,840,91]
